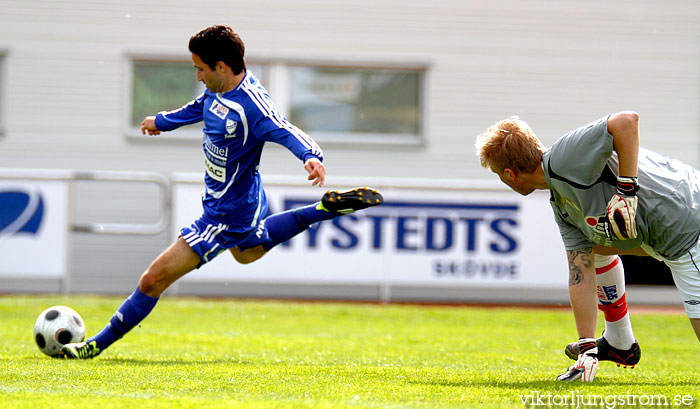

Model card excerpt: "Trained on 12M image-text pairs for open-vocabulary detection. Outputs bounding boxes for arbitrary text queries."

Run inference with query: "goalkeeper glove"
[556,338,599,382]
[606,176,639,240]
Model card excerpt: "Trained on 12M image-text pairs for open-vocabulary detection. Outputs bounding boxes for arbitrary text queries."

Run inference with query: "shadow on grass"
[410,377,700,389]
[100,357,258,366]
[23,355,257,367]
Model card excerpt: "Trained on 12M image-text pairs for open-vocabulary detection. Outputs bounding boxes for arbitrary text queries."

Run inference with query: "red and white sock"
[594,254,636,349]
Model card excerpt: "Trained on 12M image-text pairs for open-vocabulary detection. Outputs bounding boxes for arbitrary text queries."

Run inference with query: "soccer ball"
[33,305,86,357]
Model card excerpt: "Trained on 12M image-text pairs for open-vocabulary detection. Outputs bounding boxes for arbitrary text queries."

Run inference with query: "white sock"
[594,254,636,349]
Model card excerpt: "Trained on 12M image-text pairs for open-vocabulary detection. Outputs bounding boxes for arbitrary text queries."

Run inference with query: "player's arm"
[255,115,326,187]
[304,157,326,187]
[141,116,160,136]
[141,94,206,135]
[566,247,597,339]
[556,246,600,382]
[607,111,639,178]
[605,112,641,240]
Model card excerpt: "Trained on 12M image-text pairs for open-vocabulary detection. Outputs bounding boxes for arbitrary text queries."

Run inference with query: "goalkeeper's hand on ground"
[556,338,598,382]
[606,176,639,240]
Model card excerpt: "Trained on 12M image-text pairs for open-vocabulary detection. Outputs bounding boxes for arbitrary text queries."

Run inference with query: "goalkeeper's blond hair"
[475,117,545,174]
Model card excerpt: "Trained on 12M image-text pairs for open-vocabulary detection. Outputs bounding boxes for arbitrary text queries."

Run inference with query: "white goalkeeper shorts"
[645,237,700,319]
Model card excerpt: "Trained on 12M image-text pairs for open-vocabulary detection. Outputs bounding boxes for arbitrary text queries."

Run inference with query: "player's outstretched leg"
[60,286,159,359]
[60,238,198,359]
[257,187,383,252]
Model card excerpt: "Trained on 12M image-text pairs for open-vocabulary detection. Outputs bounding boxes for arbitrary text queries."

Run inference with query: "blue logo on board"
[279,197,521,280]
[0,190,45,238]
[281,198,519,253]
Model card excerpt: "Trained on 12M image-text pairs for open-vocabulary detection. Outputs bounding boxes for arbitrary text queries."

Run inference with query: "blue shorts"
[180,210,272,268]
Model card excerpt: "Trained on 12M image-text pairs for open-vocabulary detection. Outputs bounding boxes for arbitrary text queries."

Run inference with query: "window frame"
[0,49,6,137]
[124,52,205,141]
[124,53,429,147]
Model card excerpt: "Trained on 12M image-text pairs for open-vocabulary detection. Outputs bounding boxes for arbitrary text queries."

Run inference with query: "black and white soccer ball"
[33,305,86,357]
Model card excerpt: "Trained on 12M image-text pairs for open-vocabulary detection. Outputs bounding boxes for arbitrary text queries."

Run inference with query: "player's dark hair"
[189,25,246,74]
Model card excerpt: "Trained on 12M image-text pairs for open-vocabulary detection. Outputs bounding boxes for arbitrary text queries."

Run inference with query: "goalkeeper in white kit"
[475,111,700,382]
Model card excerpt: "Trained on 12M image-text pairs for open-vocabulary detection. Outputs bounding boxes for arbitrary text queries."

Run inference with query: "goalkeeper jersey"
[542,116,700,260]
[155,70,323,231]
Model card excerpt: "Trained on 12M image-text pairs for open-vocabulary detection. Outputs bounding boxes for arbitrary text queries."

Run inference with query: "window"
[130,60,204,131]
[289,66,423,145]
[127,56,426,145]
[127,57,267,139]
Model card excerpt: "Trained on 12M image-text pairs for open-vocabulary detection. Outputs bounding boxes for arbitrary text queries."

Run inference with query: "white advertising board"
[0,180,68,277]
[173,177,569,289]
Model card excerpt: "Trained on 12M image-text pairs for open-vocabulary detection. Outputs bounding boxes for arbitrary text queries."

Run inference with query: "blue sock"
[89,287,159,353]
[262,202,336,251]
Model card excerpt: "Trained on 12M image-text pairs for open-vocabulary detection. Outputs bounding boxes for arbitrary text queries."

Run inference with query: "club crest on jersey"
[209,100,229,120]
[226,118,237,136]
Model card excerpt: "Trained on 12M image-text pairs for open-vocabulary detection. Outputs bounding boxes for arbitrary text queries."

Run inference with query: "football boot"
[565,336,641,367]
[59,340,101,359]
[320,187,383,215]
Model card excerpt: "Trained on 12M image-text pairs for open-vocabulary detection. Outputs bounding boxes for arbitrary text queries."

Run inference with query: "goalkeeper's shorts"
[645,237,700,318]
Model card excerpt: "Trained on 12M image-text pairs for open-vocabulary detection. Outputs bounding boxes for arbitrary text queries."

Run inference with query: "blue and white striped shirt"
[155,71,323,231]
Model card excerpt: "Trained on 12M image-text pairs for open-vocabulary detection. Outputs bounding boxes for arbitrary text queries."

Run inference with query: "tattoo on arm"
[567,248,592,286]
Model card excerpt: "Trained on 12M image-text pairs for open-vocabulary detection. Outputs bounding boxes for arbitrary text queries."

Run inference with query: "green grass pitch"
[0,295,697,409]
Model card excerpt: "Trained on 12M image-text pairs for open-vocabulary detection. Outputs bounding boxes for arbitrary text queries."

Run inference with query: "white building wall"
[0,0,697,178]
[0,0,698,297]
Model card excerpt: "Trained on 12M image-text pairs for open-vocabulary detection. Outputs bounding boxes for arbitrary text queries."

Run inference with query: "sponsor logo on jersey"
[209,100,229,120]
[226,118,237,136]
[204,137,228,183]
[684,300,700,306]
[0,189,45,238]
[205,138,228,158]
[204,157,226,182]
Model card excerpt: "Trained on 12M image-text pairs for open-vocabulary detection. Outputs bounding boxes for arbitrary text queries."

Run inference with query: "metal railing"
[0,168,170,236]
[71,170,170,235]
[0,168,681,304]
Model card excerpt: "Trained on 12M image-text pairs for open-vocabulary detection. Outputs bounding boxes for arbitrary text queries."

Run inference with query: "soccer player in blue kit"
[60,25,383,359]
[476,112,700,382]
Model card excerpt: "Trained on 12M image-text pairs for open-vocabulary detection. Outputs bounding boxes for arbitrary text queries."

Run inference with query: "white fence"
[0,169,682,305]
